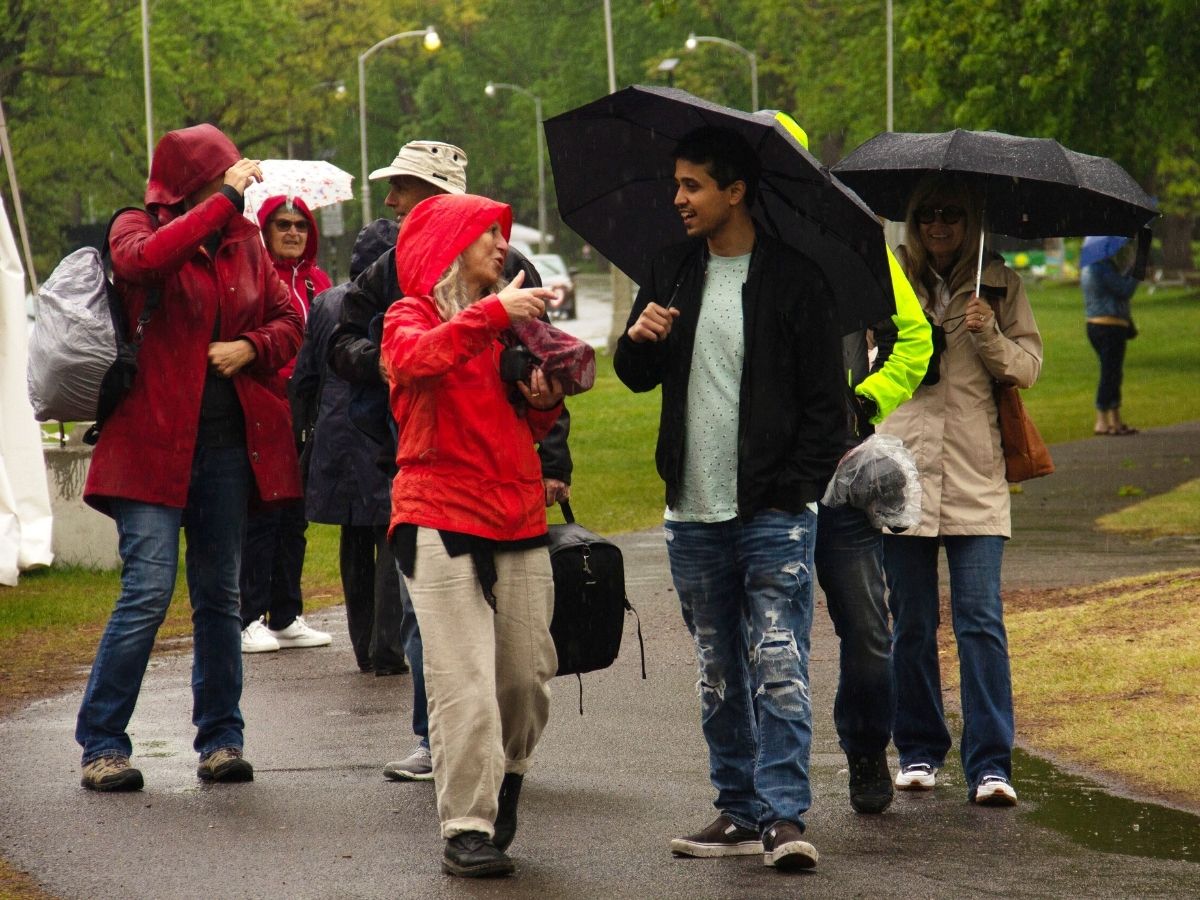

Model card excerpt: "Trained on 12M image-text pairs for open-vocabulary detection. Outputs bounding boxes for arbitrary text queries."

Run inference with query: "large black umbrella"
[832,129,1158,238]
[544,86,895,334]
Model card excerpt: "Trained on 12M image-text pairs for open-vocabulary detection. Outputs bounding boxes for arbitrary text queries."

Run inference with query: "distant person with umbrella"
[876,175,1043,807]
[1081,235,1140,436]
[237,195,333,653]
[614,127,846,871]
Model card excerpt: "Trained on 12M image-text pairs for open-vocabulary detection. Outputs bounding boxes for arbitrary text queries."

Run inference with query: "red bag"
[510,319,596,395]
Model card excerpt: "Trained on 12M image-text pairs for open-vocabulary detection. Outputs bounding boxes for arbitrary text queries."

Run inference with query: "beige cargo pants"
[407,526,557,838]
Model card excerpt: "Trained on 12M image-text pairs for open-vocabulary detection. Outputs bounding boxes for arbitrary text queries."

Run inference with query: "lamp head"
[685,33,698,51]
[485,82,496,97]
[423,27,441,52]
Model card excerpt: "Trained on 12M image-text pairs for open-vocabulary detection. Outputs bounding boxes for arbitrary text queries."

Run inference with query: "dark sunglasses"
[914,205,966,225]
[271,218,310,233]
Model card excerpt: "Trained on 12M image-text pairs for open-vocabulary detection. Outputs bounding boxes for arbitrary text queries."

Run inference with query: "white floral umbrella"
[242,159,354,223]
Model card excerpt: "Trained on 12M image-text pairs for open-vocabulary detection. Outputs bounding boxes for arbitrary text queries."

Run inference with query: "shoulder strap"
[103,207,161,346]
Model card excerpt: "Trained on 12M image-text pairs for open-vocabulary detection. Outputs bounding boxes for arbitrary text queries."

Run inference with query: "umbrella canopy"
[1079,235,1131,268]
[544,86,895,334]
[243,159,354,224]
[832,129,1157,239]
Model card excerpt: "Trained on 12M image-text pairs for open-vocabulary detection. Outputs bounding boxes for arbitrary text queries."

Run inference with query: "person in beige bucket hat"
[369,140,468,224]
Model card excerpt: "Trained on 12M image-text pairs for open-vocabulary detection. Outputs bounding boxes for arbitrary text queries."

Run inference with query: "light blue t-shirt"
[665,251,751,523]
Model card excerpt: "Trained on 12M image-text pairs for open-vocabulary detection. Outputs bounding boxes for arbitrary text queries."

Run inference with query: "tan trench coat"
[877,252,1043,538]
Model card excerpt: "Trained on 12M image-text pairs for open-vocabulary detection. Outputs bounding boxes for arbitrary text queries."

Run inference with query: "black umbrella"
[544,86,895,335]
[832,129,1158,238]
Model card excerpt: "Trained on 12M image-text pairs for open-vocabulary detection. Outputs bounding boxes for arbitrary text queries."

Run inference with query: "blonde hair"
[902,175,984,300]
[431,257,507,322]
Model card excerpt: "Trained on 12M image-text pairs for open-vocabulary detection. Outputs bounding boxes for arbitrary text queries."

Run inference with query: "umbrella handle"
[974,222,985,297]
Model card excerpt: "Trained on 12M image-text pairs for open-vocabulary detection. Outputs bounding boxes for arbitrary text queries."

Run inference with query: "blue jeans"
[815,503,894,757]
[397,565,429,748]
[882,534,1013,795]
[76,446,251,764]
[664,509,817,831]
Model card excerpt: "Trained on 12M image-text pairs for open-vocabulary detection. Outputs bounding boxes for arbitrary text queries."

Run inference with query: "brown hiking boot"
[81,754,144,792]
[670,814,763,857]
[762,820,818,871]
[197,747,254,783]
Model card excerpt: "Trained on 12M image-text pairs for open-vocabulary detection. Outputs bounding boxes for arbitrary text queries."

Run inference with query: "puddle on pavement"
[1014,748,1200,863]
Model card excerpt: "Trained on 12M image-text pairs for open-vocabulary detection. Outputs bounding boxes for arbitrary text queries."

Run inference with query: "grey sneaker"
[762,820,818,871]
[197,747,254,783]
[670,814,763,857]
[81,754,144,792]
[383,744,433,781]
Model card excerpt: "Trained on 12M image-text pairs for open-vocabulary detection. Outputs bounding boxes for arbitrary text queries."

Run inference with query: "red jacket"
[85,124,304,514]
[255,194,332,379]
[381,194,560,541]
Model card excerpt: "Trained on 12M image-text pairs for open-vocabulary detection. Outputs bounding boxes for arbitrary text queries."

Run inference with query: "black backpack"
[548,501,644,712]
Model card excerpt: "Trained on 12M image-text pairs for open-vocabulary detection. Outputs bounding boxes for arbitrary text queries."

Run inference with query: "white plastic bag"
[821,433,922,530]
[26,247,115,422]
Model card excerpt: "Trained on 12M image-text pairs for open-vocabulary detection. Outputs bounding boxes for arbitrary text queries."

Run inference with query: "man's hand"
[208,339,257,377]
[223,159,263,196]
[543,478,571,507]
[498,270,554,323]
[626,302,680,343]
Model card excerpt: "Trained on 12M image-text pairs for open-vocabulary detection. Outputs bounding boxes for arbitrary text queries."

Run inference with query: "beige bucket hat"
[368,140,468,194]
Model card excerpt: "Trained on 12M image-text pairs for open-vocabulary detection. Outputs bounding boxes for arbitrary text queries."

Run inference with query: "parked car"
[529,253,577,320]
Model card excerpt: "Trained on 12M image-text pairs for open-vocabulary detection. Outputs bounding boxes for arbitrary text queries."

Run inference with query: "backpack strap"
[102,207,161,346]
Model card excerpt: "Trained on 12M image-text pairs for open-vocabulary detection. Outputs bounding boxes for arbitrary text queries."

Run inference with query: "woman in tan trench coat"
[877,175,1042,807]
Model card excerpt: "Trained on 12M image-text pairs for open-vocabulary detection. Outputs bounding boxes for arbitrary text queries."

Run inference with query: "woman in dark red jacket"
[381,193,563,878]
[77,124,303,792]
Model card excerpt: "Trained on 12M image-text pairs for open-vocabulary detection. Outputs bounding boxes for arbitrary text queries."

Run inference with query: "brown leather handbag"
[994,383,1054,482]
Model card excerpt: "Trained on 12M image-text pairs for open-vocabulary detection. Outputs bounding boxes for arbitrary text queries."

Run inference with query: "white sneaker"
[895,763,937,790]
[269,615,332,649]
[382,745,434,781]
[974,775,1018,806]
[241,617,280,653]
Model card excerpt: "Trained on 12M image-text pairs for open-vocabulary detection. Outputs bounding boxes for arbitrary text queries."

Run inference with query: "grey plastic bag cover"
[821,433,922,530]
[26,247,115,422]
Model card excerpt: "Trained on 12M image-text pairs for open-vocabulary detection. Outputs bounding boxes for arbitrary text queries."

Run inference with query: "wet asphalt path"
[2,425,1199,895]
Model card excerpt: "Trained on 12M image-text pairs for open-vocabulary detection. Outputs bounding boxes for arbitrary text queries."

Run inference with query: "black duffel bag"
[548,501,644,710]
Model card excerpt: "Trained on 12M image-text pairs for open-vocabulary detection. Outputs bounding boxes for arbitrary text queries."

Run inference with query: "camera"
[499,345,540,383]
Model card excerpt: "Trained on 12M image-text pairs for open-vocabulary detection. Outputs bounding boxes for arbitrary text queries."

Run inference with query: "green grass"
[1098,477,1200,537]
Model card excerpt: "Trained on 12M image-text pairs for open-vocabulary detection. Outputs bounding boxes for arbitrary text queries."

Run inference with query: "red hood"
[396,194,512,297]
[145,124,240,210]
[257,194,321,265]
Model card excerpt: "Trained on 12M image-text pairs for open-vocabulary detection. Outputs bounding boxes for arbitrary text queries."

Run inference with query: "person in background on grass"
[290,218,408,676]
[1081,234,1141,436]
[77,124,303,791]
[879,174,1042,807]
[381,193,565,877]
[328,140,572,782]
[614,127,846,871]
[238,195,333,654]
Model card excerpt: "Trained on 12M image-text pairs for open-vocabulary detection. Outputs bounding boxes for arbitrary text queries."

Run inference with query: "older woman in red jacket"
[77,124,303,792]
[381,193,562,878]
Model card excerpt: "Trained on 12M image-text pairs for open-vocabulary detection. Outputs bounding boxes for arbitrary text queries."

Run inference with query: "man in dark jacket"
[614,127,845,871]
[291,219,408,676]
[328,140,573,781]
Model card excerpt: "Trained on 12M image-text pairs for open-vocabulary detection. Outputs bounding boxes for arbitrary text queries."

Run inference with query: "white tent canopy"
[0,194,53,584]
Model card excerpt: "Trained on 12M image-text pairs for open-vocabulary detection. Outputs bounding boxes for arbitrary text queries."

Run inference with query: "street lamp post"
[485,82,546,254]
[684,32,758,110]
[358,26,440,224]
[141,0,153,172]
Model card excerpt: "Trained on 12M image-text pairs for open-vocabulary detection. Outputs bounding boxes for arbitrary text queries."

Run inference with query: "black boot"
[442,831,514,878]
[493,772,524,852]
[848,751,894,814]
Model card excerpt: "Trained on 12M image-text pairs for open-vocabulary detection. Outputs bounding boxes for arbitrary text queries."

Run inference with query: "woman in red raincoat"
[381,193,562,878]
[77,124,303,792]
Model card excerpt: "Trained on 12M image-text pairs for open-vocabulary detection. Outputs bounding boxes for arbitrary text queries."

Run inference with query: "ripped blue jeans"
[664,509,816,832]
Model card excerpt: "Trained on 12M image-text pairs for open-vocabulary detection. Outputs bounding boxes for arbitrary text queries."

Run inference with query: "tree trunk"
[1159,214,1195,272]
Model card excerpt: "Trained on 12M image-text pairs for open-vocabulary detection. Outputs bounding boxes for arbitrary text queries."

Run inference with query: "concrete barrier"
[43,438,119,570]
